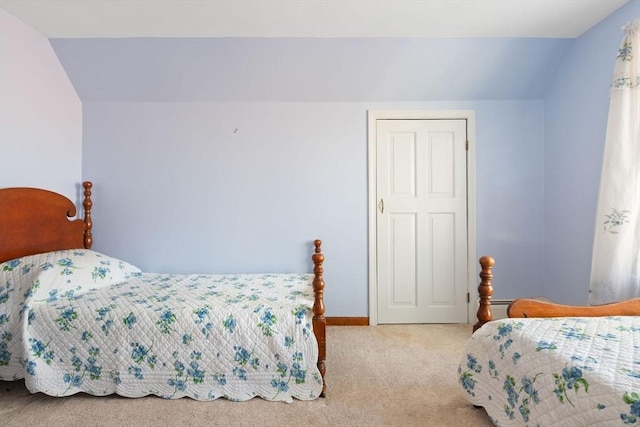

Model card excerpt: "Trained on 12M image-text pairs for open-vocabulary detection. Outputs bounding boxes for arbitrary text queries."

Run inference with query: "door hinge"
[465,140,469,151]
[467,292,470,303]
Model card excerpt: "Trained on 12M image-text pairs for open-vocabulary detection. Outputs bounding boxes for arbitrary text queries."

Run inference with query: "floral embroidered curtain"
[589,19,640,305]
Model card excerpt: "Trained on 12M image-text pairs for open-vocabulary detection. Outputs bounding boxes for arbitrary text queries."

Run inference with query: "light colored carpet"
[0,324,493,426]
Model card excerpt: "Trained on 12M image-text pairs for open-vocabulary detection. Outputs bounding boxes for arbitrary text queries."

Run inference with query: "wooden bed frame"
[473,255,640,331]
[0,181,327,396]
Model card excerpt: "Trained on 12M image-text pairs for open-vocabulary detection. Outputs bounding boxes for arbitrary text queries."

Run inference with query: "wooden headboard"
[472,255,640,331]
[0,181,93,263]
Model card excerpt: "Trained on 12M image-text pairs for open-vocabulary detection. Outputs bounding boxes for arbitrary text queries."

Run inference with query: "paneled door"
[376,119,468,323]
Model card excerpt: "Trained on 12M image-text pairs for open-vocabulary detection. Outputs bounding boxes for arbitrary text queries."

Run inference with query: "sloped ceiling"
[49,37,573,102]
[1,0,632,101]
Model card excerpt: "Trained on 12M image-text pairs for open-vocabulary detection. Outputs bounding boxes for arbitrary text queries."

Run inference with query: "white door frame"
[368,110,477,325]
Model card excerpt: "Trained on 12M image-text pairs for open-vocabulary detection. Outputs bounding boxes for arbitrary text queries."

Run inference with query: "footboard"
[312,239,326,396]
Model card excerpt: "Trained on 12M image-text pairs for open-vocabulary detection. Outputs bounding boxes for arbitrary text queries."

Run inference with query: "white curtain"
[589,18,640,305]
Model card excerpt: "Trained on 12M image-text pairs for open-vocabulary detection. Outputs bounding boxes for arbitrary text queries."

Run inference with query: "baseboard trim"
[326,317,370,326]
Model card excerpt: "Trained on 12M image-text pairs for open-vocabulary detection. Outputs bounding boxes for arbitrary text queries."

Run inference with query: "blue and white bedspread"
[458,316,640,426]
[0,249,322,402]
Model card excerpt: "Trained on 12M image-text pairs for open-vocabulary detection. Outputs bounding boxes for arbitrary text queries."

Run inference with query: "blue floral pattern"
[0,251,322,402]
[458,317,640,426]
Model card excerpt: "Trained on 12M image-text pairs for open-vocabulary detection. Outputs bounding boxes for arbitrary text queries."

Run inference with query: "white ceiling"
[0,0,631,39]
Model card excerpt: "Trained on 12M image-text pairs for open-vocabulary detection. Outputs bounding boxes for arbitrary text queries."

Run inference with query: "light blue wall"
[62,35,566,318]
[83,100,545,316]
[52,35,570,317]
[543,0,639,304]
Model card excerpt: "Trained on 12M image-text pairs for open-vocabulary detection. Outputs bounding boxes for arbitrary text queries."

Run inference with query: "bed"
[0,182,327,402]
[459,256,640,426]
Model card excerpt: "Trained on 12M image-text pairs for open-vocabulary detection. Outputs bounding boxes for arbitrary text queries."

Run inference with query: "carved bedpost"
[312,239,326,396]
[473,256,494,332]
[82,181,93,249]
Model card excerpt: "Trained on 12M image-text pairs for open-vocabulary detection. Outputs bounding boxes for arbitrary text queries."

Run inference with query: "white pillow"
[1,249,142,301]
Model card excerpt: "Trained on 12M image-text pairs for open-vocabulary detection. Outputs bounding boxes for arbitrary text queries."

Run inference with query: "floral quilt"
[0,249,322,402]
[458,316,640,426]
